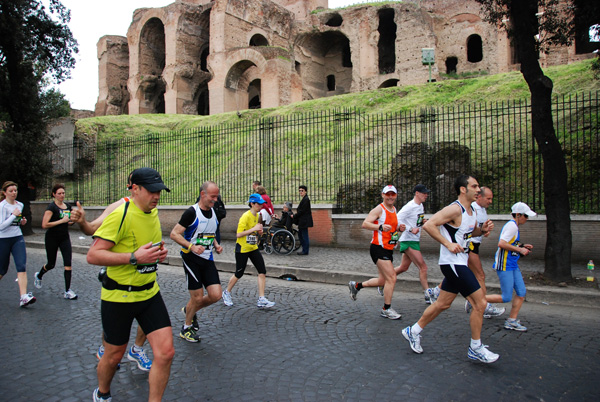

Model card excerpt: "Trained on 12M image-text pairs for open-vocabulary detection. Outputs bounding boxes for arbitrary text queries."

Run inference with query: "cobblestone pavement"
[0,249,597,401]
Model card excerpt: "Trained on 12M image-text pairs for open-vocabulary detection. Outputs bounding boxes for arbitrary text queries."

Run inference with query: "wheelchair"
[260,225,300,255]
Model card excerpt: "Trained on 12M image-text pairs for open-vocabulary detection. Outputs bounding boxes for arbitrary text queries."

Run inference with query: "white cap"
[511,202,537,217]
[382,185,397,194]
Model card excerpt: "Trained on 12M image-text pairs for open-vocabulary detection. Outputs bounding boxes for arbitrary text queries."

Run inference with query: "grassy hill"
[76,59,599,139]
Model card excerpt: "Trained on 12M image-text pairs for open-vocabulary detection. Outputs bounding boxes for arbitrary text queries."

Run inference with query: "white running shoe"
[257,297,275,308]
[19,292,36,307]
[402,326,423,354]
[426,287,437,303]
[468,344,499,363]
[484,303,506,318]
[222,290,233,306]
[504,318,528,331]
[424,290,432,304]
[380,307,402,320]
[33,272,42,289]
[465,300,472,313]
[377,286,384,296]
[64,289,78,300]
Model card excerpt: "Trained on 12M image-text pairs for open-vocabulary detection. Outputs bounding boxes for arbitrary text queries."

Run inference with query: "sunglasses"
[384,192,397,196]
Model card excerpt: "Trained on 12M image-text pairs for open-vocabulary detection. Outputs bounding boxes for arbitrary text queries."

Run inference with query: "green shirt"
[93,201,161,303]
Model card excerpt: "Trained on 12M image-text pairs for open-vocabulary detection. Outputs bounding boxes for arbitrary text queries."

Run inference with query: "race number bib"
[136,263,158,274]
[388,231,400,245]
[11,215,22,226]
[195,233,216,247]
[416,214,425,227]
[246,234,258,245]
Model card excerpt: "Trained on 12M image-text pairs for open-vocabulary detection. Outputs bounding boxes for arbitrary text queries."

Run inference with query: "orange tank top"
[371,203,398,250]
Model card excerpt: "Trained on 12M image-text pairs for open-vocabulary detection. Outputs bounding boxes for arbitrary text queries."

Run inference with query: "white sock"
[183,324,192,330]
[131,344,143,353]
[470,338,482,349]
[411,323,423,335]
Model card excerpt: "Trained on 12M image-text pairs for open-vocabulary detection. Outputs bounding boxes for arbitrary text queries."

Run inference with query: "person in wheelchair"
[271,202,294,232]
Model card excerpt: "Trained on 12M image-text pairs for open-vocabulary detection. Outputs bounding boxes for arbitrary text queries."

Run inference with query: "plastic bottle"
[587,260,595,282]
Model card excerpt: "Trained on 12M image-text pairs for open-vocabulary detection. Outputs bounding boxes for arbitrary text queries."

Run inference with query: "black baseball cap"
[130,168,170,192]
[413,184,431,193]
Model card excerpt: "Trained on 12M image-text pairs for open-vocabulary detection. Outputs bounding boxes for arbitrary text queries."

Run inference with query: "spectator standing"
[295,185,313,255]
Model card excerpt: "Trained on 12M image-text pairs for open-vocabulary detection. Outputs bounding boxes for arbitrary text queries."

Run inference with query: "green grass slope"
[76,59,598,140]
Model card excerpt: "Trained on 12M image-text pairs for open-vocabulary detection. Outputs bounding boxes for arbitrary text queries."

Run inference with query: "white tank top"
[438,201,476,266]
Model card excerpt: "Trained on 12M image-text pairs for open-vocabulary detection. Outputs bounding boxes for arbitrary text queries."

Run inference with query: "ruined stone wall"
[95,0,593,117]
[95,36,129,116]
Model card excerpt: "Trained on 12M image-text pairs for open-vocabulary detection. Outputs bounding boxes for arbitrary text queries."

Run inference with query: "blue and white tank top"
[438,201,476,266]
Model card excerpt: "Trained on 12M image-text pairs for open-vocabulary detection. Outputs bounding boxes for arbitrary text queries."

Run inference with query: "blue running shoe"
[127,346,152,371]
[97,346,120,370]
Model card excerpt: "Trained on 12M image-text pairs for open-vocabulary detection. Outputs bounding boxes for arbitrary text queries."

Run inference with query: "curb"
[26,241,600,309]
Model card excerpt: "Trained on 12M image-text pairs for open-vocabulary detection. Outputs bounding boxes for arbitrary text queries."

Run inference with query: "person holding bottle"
[34,183,77,300]
[0,181,36,307]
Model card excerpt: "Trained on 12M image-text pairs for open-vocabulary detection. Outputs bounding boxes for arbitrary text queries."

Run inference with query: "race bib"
[136,263,158,274]
[195,233,216,247]
[11,215,22,226]
[388,231,400,245]
[416,214,425,227]
[60,210,71,219]
[246,234,258,245]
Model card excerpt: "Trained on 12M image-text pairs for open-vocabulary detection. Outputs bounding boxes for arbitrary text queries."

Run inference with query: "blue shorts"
[0,236,27,275]
[440,264,481,298]
[496,268,526,301]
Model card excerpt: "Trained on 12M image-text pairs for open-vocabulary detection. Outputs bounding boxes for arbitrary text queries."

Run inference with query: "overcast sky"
[55,0,360,111]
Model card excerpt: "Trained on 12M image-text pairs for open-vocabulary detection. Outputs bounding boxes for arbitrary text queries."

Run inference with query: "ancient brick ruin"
[95,0,597,116]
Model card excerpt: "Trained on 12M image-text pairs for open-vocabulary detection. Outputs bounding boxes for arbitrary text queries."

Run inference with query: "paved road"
[0,249,597,401]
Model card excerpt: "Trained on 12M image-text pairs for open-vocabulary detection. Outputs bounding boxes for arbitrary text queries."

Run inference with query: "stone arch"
[379,79,398,88]
[325,13,343,27]
[446,56,458,74]
[467,34,483,63]
[295,31,353,98]
[248,79,261,109]
[249,34,269,47]
[378,8,396,74]
[138,17,166,113]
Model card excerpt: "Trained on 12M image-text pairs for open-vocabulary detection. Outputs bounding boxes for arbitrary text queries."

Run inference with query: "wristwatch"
[378,224,383,232]
[129,252,137,265]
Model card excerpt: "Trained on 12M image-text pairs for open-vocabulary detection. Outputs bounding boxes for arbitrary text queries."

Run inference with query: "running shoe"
[484,303,506,318]
[19,292,36,307]
[504,318,528,332]
[467,344,499,363]
[424,290,431,304]
[127,346,152,371]
[33,272,42,289]
[348,281,359,301]
[433,286,441,299]
[181,306,199,331]
[179,325,201,343]
[377,286,384,296]
[222,290,233,306]
[96,346,120,370]
[426,287,438,303]
[257,297,275,308]
[93,388,112,402]
[464,300,472,313]
[64,289,78,300]
[380,307,402,320]
[402,326,423,354]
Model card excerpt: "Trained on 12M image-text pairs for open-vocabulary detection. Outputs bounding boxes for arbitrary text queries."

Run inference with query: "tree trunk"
[510,0,572,281]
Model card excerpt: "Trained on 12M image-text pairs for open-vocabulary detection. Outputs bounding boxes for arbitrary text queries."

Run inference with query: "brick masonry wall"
[30,202,598,264]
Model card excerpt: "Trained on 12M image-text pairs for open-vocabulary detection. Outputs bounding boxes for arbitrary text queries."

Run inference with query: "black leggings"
[44,234,72,269]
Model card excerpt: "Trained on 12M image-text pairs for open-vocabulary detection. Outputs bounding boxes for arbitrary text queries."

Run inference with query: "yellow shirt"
[236,209,260,253]
[93,201,161,302]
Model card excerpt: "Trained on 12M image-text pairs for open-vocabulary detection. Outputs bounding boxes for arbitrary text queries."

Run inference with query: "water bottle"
[587,260,595,282]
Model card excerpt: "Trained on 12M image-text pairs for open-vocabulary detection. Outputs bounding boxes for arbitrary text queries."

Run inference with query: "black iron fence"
[45,92,599,214]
